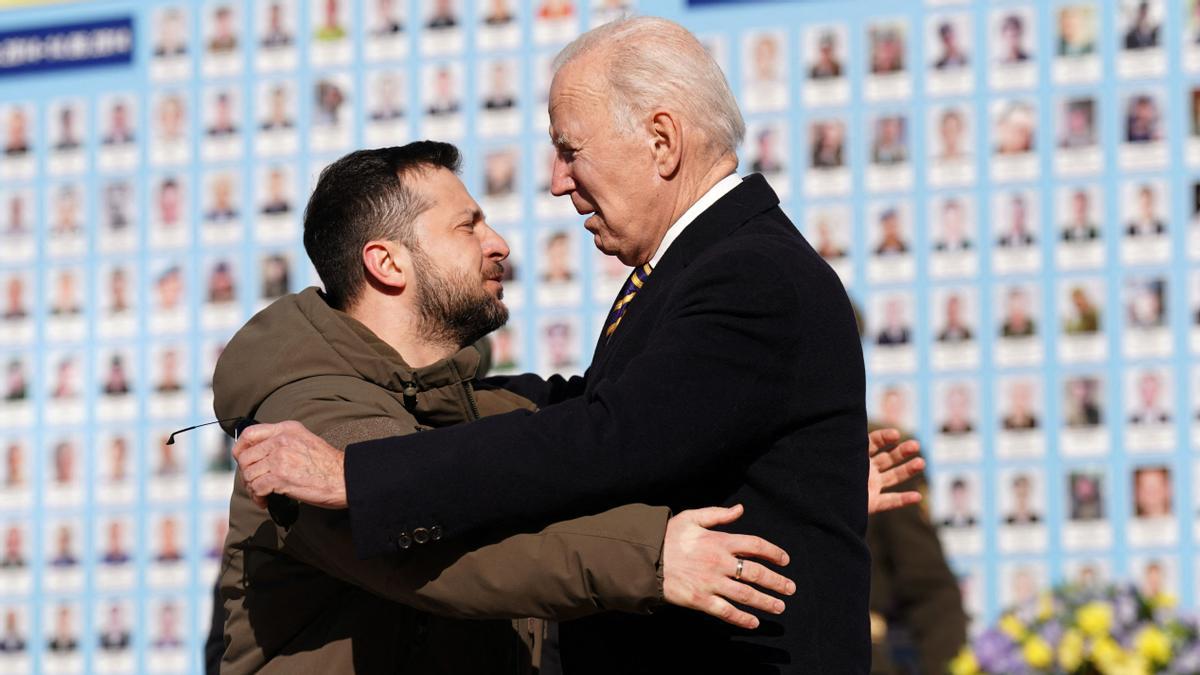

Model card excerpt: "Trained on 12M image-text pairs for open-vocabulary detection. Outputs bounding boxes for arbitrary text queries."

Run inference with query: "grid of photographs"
[0,0,1199,670]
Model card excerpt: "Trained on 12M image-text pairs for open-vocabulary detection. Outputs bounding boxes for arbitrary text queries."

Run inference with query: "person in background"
[855,303,967,675]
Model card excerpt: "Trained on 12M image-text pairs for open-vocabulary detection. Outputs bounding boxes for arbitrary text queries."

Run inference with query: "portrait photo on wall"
[1068,470,1106,522]
[993,282,1044,371]
[933,471,983,558]
[742,30,787,113]
[866,19,911,101]
[806,24,846,80]
[998,468,1045,528]
[990,7,1036,90]
[366,68,407,134]
[998,376,1042,434]
[930,194,977,275]
[1133,465,1172,519]
[1058,95,1099,160]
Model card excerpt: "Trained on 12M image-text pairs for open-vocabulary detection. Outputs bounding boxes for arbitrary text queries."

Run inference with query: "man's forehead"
[549,59,606,119]
[418,169,480,216]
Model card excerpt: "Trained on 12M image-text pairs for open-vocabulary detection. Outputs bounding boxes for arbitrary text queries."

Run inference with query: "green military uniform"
[867,426,967,675]
[212,288,669,674]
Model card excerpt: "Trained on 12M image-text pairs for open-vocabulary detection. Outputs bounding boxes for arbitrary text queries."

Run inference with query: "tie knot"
[605,263,653,338]
[630,263,652,288]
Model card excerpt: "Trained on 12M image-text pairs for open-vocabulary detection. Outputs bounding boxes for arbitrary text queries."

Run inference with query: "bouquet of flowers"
[950,582,1200,674]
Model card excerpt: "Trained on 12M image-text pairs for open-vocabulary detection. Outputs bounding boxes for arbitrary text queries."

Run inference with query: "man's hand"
[232,421,348,509]
[867,427,925,514]
[662,504,795,630]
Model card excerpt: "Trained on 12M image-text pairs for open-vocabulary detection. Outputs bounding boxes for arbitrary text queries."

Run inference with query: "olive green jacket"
[213,288,669,674]
[865,425,966,675]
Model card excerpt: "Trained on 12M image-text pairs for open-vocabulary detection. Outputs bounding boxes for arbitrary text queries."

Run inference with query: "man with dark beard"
[210,143,802,674]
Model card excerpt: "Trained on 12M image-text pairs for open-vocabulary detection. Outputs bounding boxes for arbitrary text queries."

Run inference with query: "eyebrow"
[549,128,573,148]
[455,207,483,223]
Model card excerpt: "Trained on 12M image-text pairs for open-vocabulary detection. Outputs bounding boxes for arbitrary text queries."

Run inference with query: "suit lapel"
[587,174,781,372]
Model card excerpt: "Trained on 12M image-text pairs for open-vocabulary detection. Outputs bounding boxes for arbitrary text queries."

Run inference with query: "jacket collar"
[651,173,780,279]
[590,174,780,366]
[295,288,481,394]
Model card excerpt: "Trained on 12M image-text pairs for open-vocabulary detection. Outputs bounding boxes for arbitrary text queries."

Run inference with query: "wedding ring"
[734,558,744,581]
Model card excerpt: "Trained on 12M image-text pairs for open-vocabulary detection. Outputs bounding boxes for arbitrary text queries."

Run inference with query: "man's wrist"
[333,450,347,509]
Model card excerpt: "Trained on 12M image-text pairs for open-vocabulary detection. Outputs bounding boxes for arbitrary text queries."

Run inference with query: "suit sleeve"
[247,385,667,620]
[481,372,587,408]
[346,244,855,557]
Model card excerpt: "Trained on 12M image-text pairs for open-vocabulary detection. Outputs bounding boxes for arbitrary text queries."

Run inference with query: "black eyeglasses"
[166,417,300,528]
[165,417,246,446]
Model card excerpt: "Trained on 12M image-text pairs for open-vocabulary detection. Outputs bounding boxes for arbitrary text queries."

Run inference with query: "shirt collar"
[649,173,742,268]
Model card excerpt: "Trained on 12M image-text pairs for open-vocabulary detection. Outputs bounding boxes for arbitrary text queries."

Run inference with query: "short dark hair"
[303,141,461,310]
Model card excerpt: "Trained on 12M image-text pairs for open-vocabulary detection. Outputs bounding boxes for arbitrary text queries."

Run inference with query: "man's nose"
[481,222,510,261]
[549,154,574,196]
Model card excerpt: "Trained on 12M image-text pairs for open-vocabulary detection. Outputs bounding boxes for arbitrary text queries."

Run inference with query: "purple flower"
[973,629,1016,671]
[1171,644,1200,674]
[1039,620,1064,646]
[1115,593,1139,627]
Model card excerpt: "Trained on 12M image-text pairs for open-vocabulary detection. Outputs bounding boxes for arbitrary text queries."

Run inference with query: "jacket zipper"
[463,380,481,421]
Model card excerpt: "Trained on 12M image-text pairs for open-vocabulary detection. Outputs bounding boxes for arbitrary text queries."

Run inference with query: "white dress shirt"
[649,173,742,268]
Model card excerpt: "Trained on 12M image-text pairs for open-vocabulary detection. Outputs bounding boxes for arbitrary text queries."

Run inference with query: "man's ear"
[649,110,682,179]
[362,240,408,294]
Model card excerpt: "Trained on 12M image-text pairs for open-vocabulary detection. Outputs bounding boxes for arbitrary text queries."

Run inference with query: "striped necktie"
[604,263,652,338]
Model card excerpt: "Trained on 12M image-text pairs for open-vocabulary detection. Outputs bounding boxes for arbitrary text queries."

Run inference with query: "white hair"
[553,16,745,159]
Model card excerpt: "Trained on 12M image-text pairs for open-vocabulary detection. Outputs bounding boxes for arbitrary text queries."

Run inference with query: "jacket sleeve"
[246,380,667,620]
[867,478,967,675]
[345,243,857,557]
[481,372,587,408]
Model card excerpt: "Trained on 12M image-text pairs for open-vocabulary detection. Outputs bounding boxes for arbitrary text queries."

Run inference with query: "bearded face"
[410,243,508,349]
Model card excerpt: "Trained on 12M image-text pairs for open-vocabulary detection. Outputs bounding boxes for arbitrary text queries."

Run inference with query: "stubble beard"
[410,244,509,350]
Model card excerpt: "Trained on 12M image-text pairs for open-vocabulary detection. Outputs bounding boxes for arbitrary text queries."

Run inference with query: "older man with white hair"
[235,16,891,673]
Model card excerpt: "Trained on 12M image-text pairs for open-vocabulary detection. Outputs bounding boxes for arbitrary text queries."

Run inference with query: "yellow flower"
[1148,593,1177,610]
[1133,626,1171,665]
[1091,636,1123,669]
[1036,593,1054,621]
[999,613,1027,640]
[1104,653,1150,675]
[1058,629,1085,672]
[948,648,979,675]
[1077,601,1113,638]
[1023,636,1053,669]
